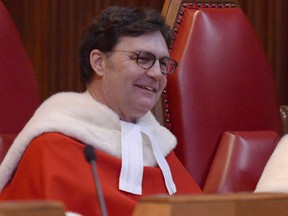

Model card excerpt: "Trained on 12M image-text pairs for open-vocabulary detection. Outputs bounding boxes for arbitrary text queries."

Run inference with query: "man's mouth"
[136,84,156,92]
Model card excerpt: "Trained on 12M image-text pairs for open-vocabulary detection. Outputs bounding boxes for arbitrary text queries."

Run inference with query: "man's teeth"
[138,85,154,91]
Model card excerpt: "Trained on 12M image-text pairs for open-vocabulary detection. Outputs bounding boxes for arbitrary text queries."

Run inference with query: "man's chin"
[132,104,155,119]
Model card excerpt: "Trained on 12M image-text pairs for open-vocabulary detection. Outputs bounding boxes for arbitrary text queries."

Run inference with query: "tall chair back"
[162,0,282,189]
[0,1,39,134]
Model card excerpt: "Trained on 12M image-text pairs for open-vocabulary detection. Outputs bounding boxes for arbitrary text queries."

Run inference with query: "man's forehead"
[116,33,169,56]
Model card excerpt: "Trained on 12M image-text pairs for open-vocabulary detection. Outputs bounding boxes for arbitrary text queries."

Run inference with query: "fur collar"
[0,91,176,192]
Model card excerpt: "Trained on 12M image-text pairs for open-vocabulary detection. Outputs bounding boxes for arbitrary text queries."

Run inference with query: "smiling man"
[87,31,169,122]
[0,6,201,216]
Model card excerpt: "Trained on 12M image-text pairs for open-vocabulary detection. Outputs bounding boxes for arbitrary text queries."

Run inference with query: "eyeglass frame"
[110,50,178,75]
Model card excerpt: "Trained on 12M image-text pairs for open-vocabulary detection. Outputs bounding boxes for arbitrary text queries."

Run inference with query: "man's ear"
[90,49,105,76]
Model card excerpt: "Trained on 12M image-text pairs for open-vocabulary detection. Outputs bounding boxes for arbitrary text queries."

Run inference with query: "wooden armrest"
[0,201,65,216]
[133,193,288,216]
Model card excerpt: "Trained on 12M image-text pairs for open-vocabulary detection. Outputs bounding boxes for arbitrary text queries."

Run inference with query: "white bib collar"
[120,121,176,195]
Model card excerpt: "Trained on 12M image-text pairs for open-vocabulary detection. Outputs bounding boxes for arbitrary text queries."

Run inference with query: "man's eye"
[160,60,168,68]
[138,53,154,64]
[138,56,152,63]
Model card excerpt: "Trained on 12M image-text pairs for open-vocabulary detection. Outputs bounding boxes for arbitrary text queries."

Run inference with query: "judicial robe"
[0,92,201,215]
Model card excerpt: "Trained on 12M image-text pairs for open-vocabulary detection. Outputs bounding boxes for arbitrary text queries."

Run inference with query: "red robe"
[0,132,201,216]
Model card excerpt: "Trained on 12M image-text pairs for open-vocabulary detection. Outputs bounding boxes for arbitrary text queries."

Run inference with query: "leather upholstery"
[203,130,279,193]
[0,134,16,163]
[0,1,39,134]
[163,2,282,189]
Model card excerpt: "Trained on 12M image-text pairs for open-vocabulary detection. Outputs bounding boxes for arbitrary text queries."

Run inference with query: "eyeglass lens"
[137,52,177,74]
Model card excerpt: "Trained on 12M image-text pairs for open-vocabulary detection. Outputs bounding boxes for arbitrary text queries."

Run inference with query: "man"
[0,7,201,215]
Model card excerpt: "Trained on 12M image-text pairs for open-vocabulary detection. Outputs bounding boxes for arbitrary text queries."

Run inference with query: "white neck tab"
[119,121,176,195]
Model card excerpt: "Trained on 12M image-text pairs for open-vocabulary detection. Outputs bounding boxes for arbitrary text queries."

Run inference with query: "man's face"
[90,31,169,122]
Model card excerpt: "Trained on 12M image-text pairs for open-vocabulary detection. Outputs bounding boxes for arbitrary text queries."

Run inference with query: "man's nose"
[145,60,164,80]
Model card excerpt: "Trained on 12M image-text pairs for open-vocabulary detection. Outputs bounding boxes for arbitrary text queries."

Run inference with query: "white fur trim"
[255,134,288,193]
[0,91,176,192]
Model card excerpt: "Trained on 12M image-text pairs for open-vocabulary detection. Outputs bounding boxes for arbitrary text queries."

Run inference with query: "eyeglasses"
[111,50,178,75]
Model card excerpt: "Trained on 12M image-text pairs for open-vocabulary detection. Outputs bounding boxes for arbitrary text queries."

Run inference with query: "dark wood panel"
[238,0,288,104]
[274,0,288,104]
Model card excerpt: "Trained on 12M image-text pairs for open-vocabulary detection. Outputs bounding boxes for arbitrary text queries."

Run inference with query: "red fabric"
[0,133,201,216]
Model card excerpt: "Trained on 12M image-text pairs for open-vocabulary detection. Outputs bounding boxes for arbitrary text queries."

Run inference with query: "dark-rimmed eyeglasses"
[111,50,178,75]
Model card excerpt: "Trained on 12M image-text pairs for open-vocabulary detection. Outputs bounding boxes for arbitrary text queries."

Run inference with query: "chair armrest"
[203,130,279,193]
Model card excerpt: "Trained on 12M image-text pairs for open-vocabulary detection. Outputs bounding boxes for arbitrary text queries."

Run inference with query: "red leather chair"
[0,1,39,134]
[0,134,16,163]
[161,0,282,191]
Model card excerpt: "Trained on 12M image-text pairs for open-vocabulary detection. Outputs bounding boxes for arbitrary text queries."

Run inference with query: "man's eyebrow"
[137,50,170,58]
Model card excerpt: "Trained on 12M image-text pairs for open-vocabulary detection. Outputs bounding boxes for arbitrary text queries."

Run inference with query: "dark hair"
[79,6,172,84]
